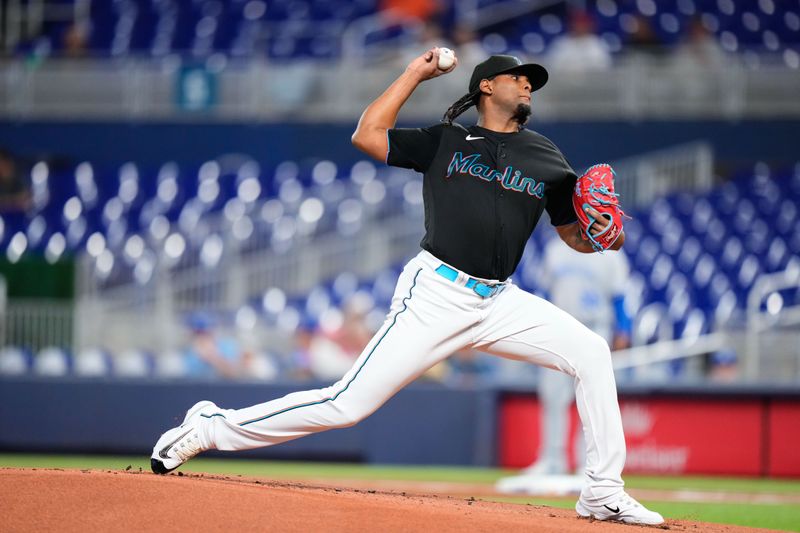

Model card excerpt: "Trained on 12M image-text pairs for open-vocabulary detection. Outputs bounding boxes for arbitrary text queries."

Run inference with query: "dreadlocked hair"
[442,89,480,125]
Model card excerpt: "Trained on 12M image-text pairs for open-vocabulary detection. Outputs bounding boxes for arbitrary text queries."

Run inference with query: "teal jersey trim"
[200,413,227,419]
[238,267,423,427]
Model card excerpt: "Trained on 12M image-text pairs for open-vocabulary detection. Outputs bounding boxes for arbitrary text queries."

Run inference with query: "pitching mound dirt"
[0,469,779,532]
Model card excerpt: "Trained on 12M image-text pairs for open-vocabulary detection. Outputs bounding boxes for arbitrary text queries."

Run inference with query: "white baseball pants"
[199,250,626,504]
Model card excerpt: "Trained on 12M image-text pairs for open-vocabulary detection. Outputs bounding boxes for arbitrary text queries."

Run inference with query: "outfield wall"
[0,378,497,466]
[1,378,798,476]
[499,392,800,477]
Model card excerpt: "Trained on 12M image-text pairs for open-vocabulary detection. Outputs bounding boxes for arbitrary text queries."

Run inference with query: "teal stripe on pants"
[238,268,423,427]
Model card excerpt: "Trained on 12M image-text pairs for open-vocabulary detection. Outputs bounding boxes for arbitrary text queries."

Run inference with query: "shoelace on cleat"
[173,431,202,461]
[618,493,640,510]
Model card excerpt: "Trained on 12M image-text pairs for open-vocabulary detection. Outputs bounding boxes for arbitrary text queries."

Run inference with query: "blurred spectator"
[287,317,317,380]
[0,149,32,213]
[380,0,441,23]
[183,313,270,379]
[445,348,496,386]
[622,14,666,60]
[541,237,632,348]
[418,19,449,49]
[62,23,89,58]
[308,293,374,380]
[547,10,612,72]
[672,17,727,70]
[707,348,739,382]
[237,326,279,381]
[620,13,670,103]
[421,359,448,382]
[670,16,729,103]
[450,23,486,73]
[397,20,451,67]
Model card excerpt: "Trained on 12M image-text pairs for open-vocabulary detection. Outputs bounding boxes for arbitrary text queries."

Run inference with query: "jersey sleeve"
[546,167,578,227]
[543,140,579,227]
[386,124,444,173]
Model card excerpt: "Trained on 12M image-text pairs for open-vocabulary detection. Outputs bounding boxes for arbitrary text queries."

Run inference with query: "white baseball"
[437,47,455,70]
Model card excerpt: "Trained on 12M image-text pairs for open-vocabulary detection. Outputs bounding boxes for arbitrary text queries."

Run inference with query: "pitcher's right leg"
[471,284,663,525]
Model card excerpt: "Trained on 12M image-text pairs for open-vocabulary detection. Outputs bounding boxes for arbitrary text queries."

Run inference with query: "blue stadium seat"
[775,199,797,236]
[0,346,32,376]
[743,218,771,255]
[676,235,702,273]
[33,346,71,377]
[647,254,674,300]
[331,271,360,304]
[74,348,112,377]
[113,348,155,378]
[764,236,790,272]
[633,236,659,275]
[736,253,761,292]
[154,349,188,378]
[304,283,333,321]
[370,266,401,306]
[719,235,744,272]
[674,308,708,341]
[48,0,796,60]
[5,148,799,381]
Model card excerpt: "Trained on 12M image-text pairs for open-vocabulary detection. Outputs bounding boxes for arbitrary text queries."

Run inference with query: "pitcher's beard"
[513,103,532,127]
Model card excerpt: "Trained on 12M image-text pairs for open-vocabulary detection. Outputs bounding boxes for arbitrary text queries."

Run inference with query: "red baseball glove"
[572,163,626,252]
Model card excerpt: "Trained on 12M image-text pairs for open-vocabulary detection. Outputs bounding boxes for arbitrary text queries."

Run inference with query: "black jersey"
[387,122,578,281]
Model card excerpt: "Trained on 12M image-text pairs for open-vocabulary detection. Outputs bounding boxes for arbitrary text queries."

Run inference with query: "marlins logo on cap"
[469,55,549,94]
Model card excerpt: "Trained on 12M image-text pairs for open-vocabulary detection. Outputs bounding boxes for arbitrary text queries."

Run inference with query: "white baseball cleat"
[150,400,220,474]
[576,492,664,525]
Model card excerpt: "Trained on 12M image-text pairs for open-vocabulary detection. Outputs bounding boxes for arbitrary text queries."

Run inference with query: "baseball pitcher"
[151,48,662,526]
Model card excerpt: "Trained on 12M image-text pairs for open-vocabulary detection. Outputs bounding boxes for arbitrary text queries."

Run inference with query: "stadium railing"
[612,142,714,208]
[0,298,73,353]
[615,264,800,382]
[72,211,424,353]
[0,58,798,121]
[745,266,800,380]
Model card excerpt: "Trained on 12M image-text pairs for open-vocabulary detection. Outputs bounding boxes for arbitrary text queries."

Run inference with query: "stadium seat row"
[25,0,800,61]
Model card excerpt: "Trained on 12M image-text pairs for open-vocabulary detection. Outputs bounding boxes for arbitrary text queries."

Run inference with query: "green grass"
[489,497,800,532]
[2,454,799,531]
[645,501,800,532]
[624,474,800,494]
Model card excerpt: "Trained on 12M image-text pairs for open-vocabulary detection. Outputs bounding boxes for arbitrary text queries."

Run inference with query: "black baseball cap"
[468,55,549,94]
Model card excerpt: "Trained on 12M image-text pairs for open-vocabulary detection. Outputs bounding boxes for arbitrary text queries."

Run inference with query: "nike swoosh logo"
[603,504,620,514]
[158,429,192,459]
[465,135,484,141]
